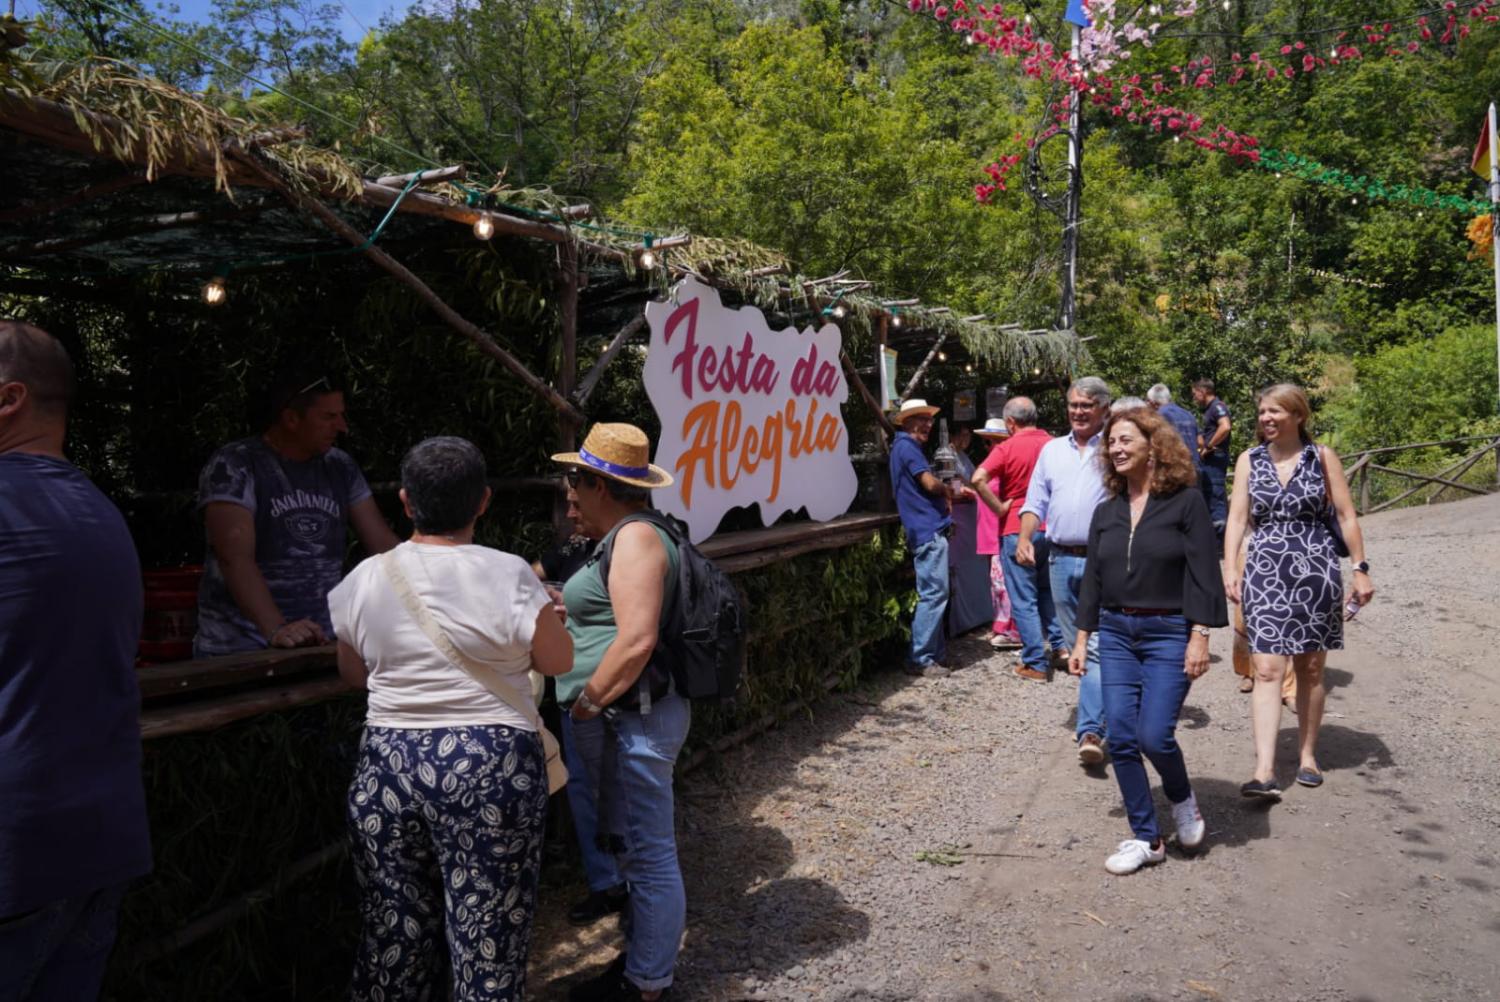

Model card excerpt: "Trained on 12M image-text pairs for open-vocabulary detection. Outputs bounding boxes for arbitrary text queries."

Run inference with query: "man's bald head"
[0,320,75,418]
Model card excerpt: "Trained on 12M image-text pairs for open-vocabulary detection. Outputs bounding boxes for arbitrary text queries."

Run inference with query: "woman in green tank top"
[550,423,691,1001]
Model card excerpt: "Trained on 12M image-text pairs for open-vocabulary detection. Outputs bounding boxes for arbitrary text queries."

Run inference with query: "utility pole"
[1059,19,1083,332]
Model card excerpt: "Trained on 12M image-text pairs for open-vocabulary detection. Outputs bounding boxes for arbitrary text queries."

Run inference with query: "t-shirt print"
[193,437,372,656]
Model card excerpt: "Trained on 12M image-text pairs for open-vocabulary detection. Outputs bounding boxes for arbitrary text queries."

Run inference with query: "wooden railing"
[1337,434,1500,515]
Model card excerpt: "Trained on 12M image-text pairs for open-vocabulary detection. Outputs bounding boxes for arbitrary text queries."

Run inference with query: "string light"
[1032,367,1041,375]
[937,351,948,362]
[832,303,848,319]
[891,311,904,328]
[638,234,657,270]
[965,363,975,373]
[472,214,495,240]
[201,275,227,306]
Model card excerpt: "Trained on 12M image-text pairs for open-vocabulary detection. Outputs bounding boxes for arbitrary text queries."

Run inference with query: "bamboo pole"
[373,165,465,187]
[229,145,586,425]
[900,333,947,401]
[574,315,646,406]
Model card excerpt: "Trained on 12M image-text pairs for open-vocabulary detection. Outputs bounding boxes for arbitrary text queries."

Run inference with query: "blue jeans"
[1201,459,1228,528]
[575,693,692,993]
[559,712,623,894]
[0,885,123,1002]
[1098,610,1196,843]
[1048,551,1106,740]
[910,534,950,667]
[1000,533,1064,672]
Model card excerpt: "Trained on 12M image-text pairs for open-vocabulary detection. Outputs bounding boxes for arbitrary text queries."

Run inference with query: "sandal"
[1238,676,1254,693]
[1295,767,1324,788]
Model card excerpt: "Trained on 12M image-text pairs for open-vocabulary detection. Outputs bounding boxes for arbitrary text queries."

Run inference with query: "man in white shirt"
[1016,376,1113,766]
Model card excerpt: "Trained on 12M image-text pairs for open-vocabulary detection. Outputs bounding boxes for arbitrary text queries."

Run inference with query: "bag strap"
[380,550,543,732]
[1316,444,1334,507]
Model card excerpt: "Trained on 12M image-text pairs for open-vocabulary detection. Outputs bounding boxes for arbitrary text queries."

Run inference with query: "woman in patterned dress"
[328,437,575,1001]
[1223,385,1375,801]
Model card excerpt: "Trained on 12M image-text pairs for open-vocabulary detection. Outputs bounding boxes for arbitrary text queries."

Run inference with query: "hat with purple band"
[551,422,675,489]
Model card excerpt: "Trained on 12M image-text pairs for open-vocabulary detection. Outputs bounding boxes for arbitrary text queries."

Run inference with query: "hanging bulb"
[832,303,847,319]
[202,275,227,306]
[1032,367,1041,376]
[965,363,975,373]
[472,214,495,240]
[937,351,948,362]
[1351,197,1358,204]
[1222,0,1230,9]
[1275,172,1282,179]
[639,248,657,270]
[892,312,903,329]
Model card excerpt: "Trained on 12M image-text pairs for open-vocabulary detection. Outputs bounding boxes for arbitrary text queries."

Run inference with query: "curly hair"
[1097,407,1199,498]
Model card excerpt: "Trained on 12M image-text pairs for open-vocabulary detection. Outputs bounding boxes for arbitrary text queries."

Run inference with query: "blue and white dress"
[1242,442,1344,654]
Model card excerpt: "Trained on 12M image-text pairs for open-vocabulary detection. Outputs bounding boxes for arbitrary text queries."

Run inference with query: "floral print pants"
[347,725,548,1002]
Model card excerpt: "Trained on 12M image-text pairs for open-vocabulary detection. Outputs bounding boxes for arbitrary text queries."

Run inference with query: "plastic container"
[138,566,204,664]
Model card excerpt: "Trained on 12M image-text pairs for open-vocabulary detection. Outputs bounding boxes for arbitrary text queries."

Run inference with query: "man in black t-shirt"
[1192,378,1232,534]
[194,370,398,656]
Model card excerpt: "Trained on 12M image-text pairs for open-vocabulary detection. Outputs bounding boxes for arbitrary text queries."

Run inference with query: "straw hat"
[892,398,940,423]
[975,418,1011,440]
[551,423,674,489]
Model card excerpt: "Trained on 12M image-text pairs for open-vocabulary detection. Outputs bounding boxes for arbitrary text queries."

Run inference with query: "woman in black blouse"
[1070,407,1228,875]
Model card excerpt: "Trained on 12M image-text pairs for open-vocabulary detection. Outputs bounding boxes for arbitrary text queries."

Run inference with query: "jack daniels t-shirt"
[193,437,372,657]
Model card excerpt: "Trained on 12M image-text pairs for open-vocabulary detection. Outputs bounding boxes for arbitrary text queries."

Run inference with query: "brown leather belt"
[1116,607,1179,616]
[1051,544,1088,557]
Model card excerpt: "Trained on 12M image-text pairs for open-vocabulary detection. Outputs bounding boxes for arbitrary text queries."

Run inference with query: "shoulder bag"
[1315,445,1351,559]
[380,551,568,794]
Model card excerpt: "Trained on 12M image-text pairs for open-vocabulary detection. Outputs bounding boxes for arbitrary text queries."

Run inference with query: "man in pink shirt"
[971,397,1064,681]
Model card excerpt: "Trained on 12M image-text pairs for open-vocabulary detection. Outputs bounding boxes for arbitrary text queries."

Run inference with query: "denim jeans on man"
[910,534,950,668]
[1097,610,1196,844]
[1201,457,1229,529]
[559,711,623,895]
[573,691,692,993]
[1048,551,1105,740]
[0,884,124,1002]
[1000,533,1064,672]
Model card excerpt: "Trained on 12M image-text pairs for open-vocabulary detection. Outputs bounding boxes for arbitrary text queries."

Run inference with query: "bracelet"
[575,692,603,715]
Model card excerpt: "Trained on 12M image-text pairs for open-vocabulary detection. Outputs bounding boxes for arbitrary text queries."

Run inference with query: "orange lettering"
[719,400,742,491]
[675,400,720,509]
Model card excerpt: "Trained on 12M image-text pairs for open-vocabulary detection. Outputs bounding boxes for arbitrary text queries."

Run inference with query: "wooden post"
[875,312,893,513]
[901,333,947,400]
[574,316,646,406]
[555,241,580,537]
[228,145,586,426]
[1358,463,1370,514]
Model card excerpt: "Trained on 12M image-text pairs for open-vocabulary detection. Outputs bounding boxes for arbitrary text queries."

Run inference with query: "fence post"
[1359,464,1371,514]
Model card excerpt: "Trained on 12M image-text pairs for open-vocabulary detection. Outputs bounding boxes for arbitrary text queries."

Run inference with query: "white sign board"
[643,278,859,542]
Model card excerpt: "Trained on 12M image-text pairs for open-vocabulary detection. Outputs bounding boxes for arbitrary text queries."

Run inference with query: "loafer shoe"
[1013,665,1049,683]
[1295,767,1324,788]
[1078,733,1106,765]
[1240,779,1282,801]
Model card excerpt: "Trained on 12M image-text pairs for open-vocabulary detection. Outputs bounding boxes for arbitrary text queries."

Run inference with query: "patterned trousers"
[347,725,549,1002]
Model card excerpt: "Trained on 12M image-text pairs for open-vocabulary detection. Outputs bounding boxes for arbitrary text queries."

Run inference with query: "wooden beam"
[0,170,149,224]
[574,315,646,406]
[373,165,465,187]
[697,512,897,559]
[901,333,947,401]
[229,145,587,425]
[138,646,334,701]
[140,674,353,740]
[555,240,580,536]
[360,183,571,244]
[1,204,267,259]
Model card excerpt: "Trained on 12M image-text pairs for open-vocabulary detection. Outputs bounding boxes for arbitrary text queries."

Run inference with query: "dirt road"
[531,491,1500,1001]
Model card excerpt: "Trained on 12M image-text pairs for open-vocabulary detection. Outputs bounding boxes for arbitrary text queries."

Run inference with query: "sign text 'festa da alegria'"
[642,278,859,542]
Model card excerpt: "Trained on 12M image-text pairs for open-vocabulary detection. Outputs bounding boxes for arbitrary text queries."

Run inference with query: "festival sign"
[642,277,859,542]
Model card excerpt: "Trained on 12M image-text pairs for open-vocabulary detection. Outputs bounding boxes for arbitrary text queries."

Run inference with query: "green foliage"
[1320,323,1500,450]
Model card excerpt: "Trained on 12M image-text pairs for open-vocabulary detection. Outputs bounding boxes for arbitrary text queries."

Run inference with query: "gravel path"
[530,492,1500,1001]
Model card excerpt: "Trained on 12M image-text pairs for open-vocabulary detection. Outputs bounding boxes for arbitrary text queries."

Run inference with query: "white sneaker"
[1105,838,1165,875]
[1171,793,1206,850]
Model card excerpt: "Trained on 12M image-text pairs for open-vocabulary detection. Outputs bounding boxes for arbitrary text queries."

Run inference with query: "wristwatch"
[1190,625,1212,638]
[574,692,603,715]
[1353,560,1370,574]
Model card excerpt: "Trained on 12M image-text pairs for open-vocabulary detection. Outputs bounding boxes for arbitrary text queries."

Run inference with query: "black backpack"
[598,509,745,704]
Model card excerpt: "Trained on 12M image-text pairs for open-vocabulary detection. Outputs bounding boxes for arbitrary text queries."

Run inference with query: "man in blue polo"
[1148,383,1202,460]
[889,399,953,678]
[1193,377,1232,537]
[0,321,151,999]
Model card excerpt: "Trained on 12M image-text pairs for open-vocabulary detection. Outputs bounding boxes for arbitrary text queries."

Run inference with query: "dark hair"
[577,468,652,505]
[1097,407,1199,498]
[1193,377,1216,393]
[261,367,344,430]
[400,437,488,534]
[0,320,75,417]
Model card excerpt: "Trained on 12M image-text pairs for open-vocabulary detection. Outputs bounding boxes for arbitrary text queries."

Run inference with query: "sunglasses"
[564,468,592,489]
[297,376,332,396]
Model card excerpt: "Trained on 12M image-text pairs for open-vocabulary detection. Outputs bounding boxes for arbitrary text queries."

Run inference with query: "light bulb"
[1032,367,1041,376]
[892,314,903,328]
[1331,46,1338,57]
[1275,172,1282,178]
[472,215,495,240]
[639,249,657,269]
[832,303,847,319]
[1351,197,1358,204]
[965,364,975,373]
[937,351,948,362]
[202,276,227,306]
[1222,0,1230,9]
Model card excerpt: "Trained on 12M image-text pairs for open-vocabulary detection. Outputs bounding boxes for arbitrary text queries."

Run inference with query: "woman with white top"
[328,436,573,1002]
